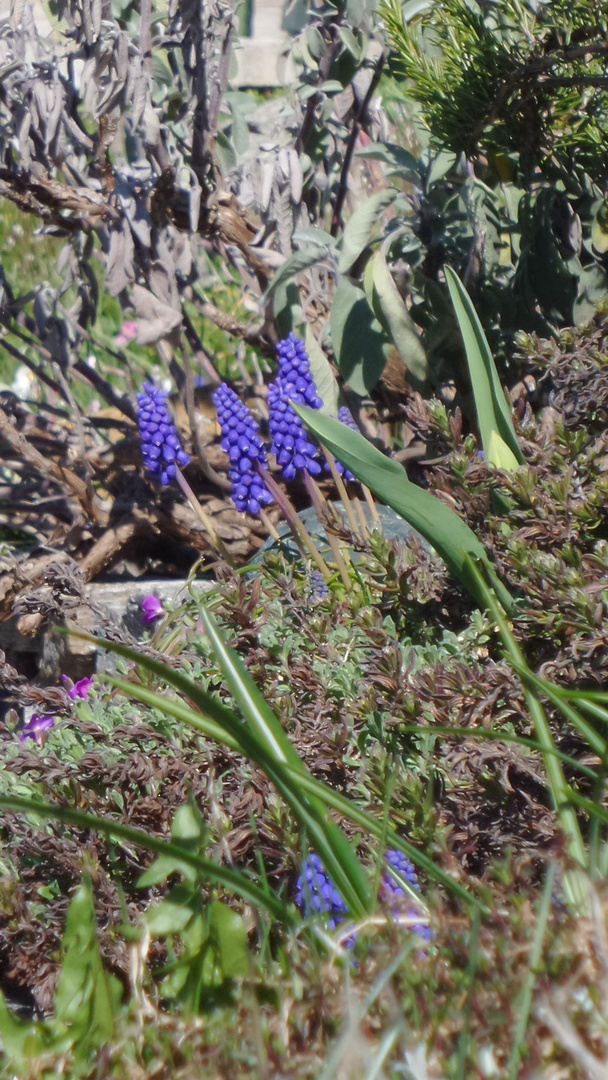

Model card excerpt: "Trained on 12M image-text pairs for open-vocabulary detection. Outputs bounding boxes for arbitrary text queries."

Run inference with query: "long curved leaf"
[67,630,370,918]
[106,672,481,911]
[445,266,524,468]
[0,795,291,920]
[292,404,513,611]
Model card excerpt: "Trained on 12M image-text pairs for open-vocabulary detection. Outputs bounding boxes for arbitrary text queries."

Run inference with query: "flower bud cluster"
[136,382,190,486]
[201,336,360,517]
[213,383,273,516]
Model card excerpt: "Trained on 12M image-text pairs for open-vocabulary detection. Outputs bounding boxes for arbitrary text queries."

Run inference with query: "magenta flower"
[62,675,94,700]
[141,594,165,624]
[20,713,55,744]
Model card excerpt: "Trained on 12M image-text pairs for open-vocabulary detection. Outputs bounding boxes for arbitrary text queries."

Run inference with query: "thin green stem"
[258,465,333,582]
[507,863,556,1080]
[175,467,235,565]
[466,558,587,894]
[320,446,362,538]
[304,474,353,593]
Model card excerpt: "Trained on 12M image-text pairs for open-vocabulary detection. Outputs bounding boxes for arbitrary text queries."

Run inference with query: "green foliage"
[381,0,608,178]
[0,875,121,1069]
[444,265,524,469]
[141,805,250,1011]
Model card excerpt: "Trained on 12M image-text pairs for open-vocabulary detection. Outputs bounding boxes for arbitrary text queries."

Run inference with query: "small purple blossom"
[141,595,165,624]
[136,382,190,486]
[213,383,273,516]
[20,713,54,744]
[63,675,94,701]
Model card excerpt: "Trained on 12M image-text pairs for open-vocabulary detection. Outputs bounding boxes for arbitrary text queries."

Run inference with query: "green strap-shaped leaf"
[292,404,513,611]
[444,266,525,468]
[0,794,292,920]
[371,248,430,389]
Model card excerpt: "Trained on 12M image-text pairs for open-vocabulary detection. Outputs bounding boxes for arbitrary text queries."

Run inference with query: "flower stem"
[175,468,235,565]
[257,466,333,583]
[362,483,381,525]
[320,446,361,539]
[304,474,353,594]
[351,495,370,540]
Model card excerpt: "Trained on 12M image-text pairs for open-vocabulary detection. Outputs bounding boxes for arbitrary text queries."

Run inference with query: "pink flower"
[114,320,137,347]
[141,595,165,624]
[62,675,94,700]
[20,713,55,744]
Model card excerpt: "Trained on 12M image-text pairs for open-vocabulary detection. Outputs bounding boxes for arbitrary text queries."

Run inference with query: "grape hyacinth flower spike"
[136,382,190,486]
[295,849,430,943]
[267,334,324,481]
[213,384,273,516]
[295,853,349,932]
[267,379,323,481]
[380,850,432,941]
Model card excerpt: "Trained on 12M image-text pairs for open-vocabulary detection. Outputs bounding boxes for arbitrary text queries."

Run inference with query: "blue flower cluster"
[295,853,348,931]
[295,849,429,941]
[276,333,324,410]
[267,334,324,481]
[267,379,322,481]
[212,335,361,513]
[136,382,190,486]
[213,383,273,516]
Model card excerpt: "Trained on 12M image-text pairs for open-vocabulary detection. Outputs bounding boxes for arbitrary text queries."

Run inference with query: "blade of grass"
[466,558,588,896]
[197,606,371,913]
[0,795,291,920]
[68,629,370,918]
[508,661,608,760]
[107,671,479,911]
[455,909,481,1080]
[507,862,556,1080]
[397,725,600,781]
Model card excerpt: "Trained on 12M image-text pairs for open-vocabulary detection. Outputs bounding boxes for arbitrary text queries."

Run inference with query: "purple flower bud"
[136,382,190,486]
[213,384,273,516]
[141,595,165,624]
[19,713,55,744]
